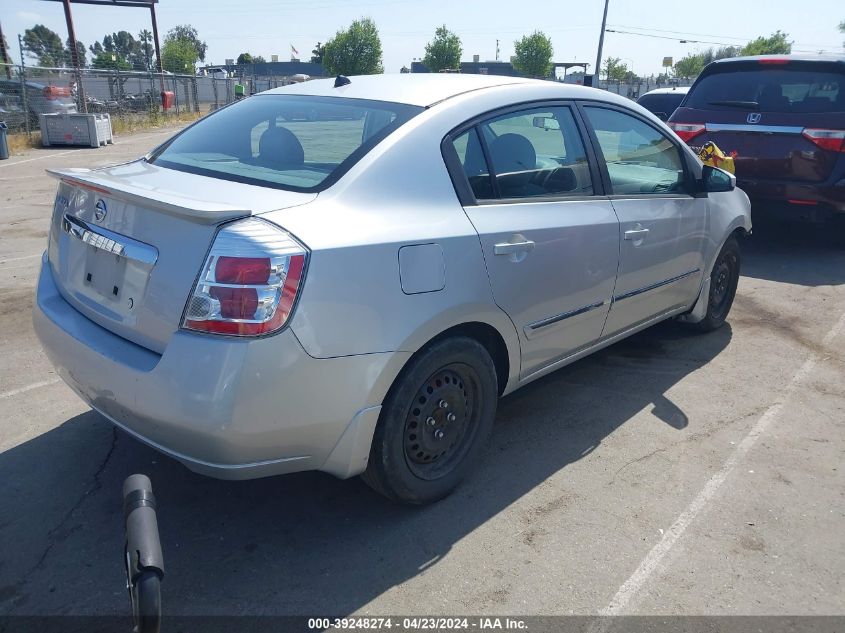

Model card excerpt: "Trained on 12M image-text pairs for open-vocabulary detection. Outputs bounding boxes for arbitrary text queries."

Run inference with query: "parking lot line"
[0,254,42,264]
[0,378,61,400]
[596,308,845,619]
[2,149,88,166]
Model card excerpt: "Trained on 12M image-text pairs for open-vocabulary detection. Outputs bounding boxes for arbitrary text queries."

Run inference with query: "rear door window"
[451,105,593,201]
[685,66,845,114]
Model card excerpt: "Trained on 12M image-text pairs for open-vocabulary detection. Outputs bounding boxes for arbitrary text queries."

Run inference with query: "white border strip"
[0,378,61,399]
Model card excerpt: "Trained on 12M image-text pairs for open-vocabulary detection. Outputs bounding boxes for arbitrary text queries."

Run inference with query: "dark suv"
[668,55,845,225]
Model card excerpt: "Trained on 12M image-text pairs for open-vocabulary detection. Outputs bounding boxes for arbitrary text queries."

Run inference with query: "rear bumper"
[33,256,406,480]
[736,178,845,221]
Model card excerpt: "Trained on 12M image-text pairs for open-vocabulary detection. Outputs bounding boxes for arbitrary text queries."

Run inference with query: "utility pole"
[149,2,165,94]
[61,0,87,112]
[594,0,610,85]
[495,39,499,62]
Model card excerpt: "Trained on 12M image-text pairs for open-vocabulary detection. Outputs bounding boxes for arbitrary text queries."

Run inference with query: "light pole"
[594,0,610,85]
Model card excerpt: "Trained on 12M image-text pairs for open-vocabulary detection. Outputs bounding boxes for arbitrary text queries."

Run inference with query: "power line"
[606,24,842,53]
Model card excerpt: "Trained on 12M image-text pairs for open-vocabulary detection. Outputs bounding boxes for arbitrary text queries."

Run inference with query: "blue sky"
[4,0,844,75]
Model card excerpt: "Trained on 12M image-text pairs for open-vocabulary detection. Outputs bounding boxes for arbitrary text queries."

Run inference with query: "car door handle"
[624,228,650,241]
[494,240,535,256]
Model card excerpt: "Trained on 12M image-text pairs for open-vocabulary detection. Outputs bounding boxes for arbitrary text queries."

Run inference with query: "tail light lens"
[802,128,845,153]
[182,218,307,336]
[668,122,706,143]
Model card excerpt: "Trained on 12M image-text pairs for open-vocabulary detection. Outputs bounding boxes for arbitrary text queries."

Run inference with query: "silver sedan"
[34,74,751,504]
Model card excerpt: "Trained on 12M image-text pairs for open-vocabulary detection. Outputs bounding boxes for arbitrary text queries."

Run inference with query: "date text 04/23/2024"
[308,617,528,630]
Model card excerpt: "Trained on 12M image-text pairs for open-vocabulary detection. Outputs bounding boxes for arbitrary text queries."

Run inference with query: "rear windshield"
[151,94,422,191]
[685,65,845,113]
[637,93,686,117]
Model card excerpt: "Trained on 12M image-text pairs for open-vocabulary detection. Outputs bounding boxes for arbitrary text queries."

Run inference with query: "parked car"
[669,55,845,225]
[34,75,751,504]
[637,86,689,121]
[0,79,77,128]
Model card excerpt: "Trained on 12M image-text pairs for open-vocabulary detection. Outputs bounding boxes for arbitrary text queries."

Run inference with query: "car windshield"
[151,94,423,191]
[685,65,845,113]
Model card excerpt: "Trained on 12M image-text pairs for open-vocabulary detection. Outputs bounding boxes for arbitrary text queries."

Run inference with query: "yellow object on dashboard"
[698,141,735,174]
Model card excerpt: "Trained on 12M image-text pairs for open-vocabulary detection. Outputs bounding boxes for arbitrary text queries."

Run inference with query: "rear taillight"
[801,128,845,153]
[182,218,307,336]
[669,122,705,143]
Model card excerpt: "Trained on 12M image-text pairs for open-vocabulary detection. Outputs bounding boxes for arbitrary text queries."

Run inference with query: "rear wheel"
[362,337,498,504]
[689,236,740,332]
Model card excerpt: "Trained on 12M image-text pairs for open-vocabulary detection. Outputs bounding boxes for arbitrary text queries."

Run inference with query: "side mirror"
[701,164,735,193]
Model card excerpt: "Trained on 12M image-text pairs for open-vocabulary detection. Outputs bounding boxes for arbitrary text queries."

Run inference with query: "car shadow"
[0,320,731,618]
[741,220,845,287]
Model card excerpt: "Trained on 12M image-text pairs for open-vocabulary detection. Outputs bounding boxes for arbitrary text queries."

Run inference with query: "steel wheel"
[403,364,480,480]
[362,336,498,504]
[688,235,741,333]
[709,247,738,321]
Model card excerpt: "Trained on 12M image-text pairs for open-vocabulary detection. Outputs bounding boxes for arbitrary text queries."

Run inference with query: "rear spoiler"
[47,168,251,225]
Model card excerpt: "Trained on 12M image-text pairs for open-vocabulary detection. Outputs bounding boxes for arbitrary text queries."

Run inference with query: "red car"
[668,55,845,227]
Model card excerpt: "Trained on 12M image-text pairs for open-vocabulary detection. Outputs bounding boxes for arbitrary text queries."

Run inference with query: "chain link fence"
[0,62,311,142]
[0,62,243,137]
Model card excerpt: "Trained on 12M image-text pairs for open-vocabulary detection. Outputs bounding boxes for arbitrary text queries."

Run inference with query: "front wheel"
[362,337,498,504]
[689,236,741,332]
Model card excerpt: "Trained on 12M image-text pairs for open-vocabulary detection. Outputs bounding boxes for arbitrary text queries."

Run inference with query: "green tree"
[161,38,198,74]
[65,38,87,67]
[161,25,206,73]
[423,25,462,72]
[741,30,792,56]
[23,25,65,67]
[602,56,628,81]
[91,52,131,70]
[512,31,553,78]
[839,20,844,46]
[138,29,154,71]
[674,45,740,79]
[323,18,384,75]
[310,42,325,64]
[164,24,207,62]
[253,55,267,64]
[237,52,254,64]
[674,53,706,79]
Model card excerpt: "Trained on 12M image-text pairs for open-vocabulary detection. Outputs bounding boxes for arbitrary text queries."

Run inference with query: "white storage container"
[40,112,114,148]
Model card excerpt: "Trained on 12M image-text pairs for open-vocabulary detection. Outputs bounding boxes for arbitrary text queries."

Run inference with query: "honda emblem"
[747,112,762,124]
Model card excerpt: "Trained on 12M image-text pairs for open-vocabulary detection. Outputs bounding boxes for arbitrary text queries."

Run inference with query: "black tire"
[689,236,741,332]
[362,337,498,505]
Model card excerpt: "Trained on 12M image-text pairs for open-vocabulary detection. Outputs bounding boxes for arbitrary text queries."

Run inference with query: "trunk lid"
[47,160,317,353]
[670,58,845,184]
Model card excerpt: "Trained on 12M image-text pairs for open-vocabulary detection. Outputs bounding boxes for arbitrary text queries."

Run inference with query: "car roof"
[265,74,548,107]
[710,53,845,66]
[640,86,690,96]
